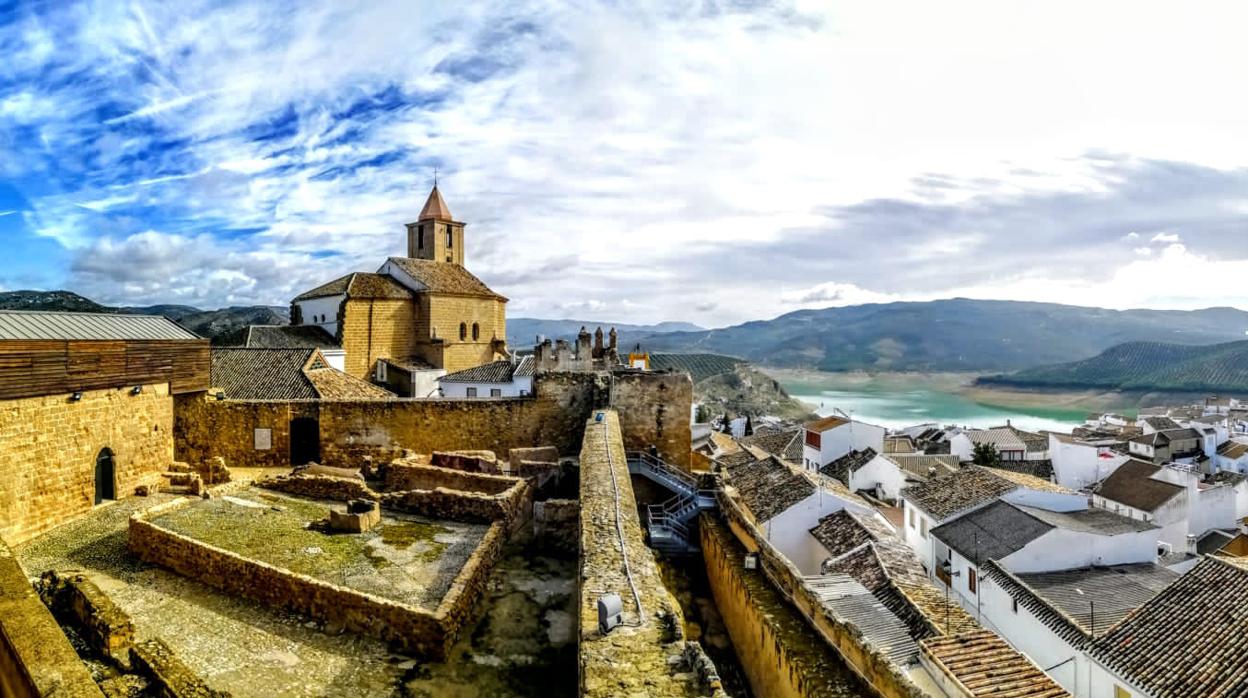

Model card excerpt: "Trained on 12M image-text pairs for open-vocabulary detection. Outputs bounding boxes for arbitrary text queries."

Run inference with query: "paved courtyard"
[14,493,576,697]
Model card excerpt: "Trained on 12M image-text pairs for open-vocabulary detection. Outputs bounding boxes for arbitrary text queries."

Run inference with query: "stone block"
[329,499,381,533]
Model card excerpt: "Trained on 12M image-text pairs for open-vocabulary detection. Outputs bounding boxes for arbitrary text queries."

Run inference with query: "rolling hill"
[638,299,1248,372]
[977,340,1248,393]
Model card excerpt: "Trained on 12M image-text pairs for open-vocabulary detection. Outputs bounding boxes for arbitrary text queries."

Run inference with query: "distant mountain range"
[0,290,288,341]
[7,291,1248,383]
[637,299,1248,372]
[506,318,702,351]
[978,340,1248,394]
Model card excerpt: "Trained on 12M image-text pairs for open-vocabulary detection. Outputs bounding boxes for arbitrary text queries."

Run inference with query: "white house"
[1081,557,1248,698]
[1048,432,1128,491]
[800,415,885,471]
[437,356,534,398]
[1090,459,1187,551]
[949,425,1048,463]
[725,454,876,574]
[819,450,960,503]
[979,560,1179,697]
[1215,439,1248,474]
[900,466,1085,574]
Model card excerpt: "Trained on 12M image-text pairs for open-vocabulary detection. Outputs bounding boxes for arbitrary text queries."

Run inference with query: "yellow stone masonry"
[0,383,173,545]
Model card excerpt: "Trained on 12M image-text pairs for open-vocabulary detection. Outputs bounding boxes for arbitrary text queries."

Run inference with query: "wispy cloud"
[0,1,1246,322]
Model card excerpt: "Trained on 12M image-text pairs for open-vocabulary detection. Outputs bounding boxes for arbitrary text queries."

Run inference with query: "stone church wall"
[339,298,419,380]
[0,383,174,545]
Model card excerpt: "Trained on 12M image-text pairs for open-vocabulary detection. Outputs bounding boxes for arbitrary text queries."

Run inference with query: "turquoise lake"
[777,374,1089,432]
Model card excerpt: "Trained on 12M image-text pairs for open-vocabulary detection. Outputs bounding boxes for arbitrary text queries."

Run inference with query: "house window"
[805,430,821,449]
[490,388,502,397]
[967,567,977,595]
[472,323,480,341]
[459,323,468,341]
[1012,598,1019,614]
[446,226,453,247]
[418,224,424,250]
[1114,686,1132,698]
[466,387,478,398]
[908,508,916,528]
[920,518,928,539]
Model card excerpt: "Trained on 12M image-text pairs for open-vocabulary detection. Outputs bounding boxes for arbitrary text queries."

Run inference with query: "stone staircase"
[626,451,716,554]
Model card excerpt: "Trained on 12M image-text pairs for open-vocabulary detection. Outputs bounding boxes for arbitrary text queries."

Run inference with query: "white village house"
[801,415,885,471]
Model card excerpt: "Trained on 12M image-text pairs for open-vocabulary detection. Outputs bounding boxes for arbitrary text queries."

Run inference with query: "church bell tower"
[406,185,465,265]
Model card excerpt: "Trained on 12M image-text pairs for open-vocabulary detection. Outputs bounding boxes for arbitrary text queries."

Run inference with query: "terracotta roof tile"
[211,348,392,400]
[1089,557,1248,697]
[293,272,414,301]
[920,630,1069,697]
[901,466,1020,520]
[804,415,849,432]
[1092,460,1184,512]
[725,456,815,522]
[418,185,454,221]
[385,257,506,300]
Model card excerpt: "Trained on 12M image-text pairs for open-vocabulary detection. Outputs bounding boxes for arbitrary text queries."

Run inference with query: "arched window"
[471,323,480,341]
[459,322,467,341]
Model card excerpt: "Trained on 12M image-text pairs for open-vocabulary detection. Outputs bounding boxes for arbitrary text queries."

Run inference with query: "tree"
[695,404,712,423]
[720,413,733,434]
[972,442,1001,467]
[744,414,754,436]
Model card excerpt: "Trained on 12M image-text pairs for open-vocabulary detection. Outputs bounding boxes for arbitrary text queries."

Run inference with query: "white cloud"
[1,0,1246,321]
[780,282,899,307]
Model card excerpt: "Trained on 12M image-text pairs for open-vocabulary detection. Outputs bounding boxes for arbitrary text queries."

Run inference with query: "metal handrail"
[626,451,698,487]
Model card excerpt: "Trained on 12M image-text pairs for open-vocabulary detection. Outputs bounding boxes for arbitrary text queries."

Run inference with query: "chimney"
[1187,534,1198,555]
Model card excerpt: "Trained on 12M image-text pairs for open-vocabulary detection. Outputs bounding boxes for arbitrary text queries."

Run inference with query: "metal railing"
[626,450,698,489]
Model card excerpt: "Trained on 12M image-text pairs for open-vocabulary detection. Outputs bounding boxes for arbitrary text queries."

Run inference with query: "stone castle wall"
[577,409,716,697]
[0,540,103,697]
[702,517,867,698]
[714,488,927,698]
[0,383,174,545]
[612,371,693,469]
[175,371,693,472]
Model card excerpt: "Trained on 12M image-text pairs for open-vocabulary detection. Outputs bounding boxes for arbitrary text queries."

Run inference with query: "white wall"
[764,487,876,575]
[439,375,531,398]
[950,433,973,462]
[1050,435,1127,491]
[847,454,907,501]
[804,420,886,469]
[294,294,344,337]
[321,349,346,372]
[975,575,1089,696]
[1000,528,1157,573]
[902,500,939,573]
[411,368,446,398]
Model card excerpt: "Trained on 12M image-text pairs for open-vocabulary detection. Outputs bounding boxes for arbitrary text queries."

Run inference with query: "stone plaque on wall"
[254,428,272,450]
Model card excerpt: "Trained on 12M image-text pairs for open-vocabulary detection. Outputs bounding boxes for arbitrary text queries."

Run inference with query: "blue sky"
[2,1,1247,325]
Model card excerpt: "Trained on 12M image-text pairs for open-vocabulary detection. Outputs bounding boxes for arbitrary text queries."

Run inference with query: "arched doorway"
[94,448,115,504]
[290,417,320,465]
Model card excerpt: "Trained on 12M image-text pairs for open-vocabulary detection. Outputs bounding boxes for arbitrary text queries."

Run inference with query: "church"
[289,185,508,396]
